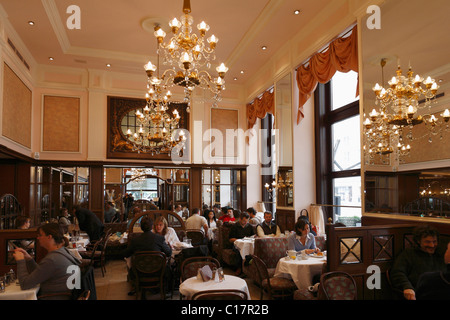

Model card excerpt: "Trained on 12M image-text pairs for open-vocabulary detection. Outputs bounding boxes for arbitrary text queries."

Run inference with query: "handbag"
[299,209,318,235]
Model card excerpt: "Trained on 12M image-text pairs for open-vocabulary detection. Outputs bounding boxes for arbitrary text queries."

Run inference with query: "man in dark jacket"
[415,241,450,300]
[73,206,104,241]
[123,216,172,296]
[390,225,446,300]
[122,216,172,258]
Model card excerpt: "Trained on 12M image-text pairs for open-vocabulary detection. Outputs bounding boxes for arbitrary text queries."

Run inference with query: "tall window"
[315,71,361,223]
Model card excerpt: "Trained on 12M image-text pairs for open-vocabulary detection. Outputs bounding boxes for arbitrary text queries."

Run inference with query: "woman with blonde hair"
[152,216,179,248]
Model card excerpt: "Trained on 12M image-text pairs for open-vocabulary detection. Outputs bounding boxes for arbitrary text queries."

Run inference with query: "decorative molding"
[106,96,189,161]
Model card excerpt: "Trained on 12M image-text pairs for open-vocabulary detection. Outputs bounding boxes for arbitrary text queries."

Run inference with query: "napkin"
[198,265,213,282]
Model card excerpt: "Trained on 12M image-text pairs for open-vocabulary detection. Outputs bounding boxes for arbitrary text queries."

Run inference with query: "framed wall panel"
[210,108,239,158]
[107,96,189,160]
[2,63,32,148]
[42,95,80,152]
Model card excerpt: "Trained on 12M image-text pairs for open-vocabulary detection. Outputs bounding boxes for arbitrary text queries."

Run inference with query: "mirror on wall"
[361,0,450,217]
[275,73,293,208]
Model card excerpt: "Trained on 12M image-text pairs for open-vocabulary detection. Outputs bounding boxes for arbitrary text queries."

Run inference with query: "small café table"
[274,254,326,289]
[0,284,39,300]
[233,237,255,259]
[179,275,251,300]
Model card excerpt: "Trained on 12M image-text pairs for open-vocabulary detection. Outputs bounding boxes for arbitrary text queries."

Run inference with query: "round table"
[0,284,39,300]
[233,238,255,259]
[274,255,326,289]
[179,275,251,300]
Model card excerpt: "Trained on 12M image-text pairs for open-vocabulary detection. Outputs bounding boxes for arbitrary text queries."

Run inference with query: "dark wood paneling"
[89,166,104,220]
[0,228,46,274]
[189,167,202,211]
[276,208,295,232]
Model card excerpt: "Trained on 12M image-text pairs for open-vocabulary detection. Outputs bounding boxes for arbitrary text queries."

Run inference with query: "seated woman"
[152,216,180,249]
[206,210,217,241]
[287,219,320,254]
[13,223,82,300]
[13,216,35,252]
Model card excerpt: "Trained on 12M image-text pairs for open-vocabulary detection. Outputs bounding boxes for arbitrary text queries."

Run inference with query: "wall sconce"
[265,180,277,199]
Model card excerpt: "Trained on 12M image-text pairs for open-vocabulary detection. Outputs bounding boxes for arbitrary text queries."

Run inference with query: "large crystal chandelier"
[125,70,186,156]
[144,0,228,109]
[364,58,449,163]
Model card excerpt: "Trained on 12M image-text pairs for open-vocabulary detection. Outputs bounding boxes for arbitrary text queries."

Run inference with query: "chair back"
[192,289,248,300]
[250,255,270,282]
[77,290,91,300]
[180,256,220,281]
[253,237,288,268]
[319,271,357,300]
[186,229,205,246]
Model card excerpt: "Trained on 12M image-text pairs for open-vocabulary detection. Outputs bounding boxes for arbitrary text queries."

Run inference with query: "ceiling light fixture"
[364,58,449,164]
[144,0,228,108]
[261,46,267,50]
[294,10,301,15]
[28,21,35,26]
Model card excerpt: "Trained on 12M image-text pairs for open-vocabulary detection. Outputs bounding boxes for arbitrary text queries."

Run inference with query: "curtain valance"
[296,25,359,124]
[246,89,274,129]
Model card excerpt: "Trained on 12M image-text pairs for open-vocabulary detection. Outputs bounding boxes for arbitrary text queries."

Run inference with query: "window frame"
[314,78,360,218]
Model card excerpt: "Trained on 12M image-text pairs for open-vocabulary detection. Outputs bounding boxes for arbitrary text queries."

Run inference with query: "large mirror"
[275,73,293,208]
[361,0,450,217]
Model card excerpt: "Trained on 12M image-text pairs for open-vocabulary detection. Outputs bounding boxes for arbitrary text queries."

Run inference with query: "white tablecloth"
[233,238,255,259]
[0,284,39,300]
[179,275,251,300]
[274,255,326,289]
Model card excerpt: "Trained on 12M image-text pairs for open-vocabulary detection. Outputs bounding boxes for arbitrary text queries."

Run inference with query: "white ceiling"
[0,0,448,106]
[0,0,331,87]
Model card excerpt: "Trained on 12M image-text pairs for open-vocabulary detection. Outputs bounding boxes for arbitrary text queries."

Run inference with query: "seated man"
[104,201,117,223]
[256,211,281,237]
[218,207,236,223]
[390,225,446,300]
[122,216,172,258]
[228,211,255,275]
[122,216,172,296]
[415,241,450,300]
[185,208,208,245]
[247,207,263,226]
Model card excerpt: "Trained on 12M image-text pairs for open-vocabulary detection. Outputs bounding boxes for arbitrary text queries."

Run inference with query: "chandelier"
[125,73,186,156]
[363,58,450,163]
[144,0,228,109]
[129,168,158,183]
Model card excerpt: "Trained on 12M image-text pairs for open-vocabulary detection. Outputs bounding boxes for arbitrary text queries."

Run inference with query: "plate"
[309,253,325,258]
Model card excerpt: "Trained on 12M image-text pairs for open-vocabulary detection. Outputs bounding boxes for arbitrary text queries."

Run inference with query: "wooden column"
[89,166,104,220]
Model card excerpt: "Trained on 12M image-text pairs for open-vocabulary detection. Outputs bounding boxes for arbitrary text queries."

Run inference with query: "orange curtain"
[296,25,359,124]
[246,89,274,129]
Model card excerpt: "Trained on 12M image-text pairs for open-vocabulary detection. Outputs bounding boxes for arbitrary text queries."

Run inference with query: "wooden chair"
[319,271,357,300]
[186,229,206,246]
[77,290,91,300]
[386,267,406,300]
[180,256,221,281]
[131,251,167,300]
[179,256,220,300]
[251,254,297,300]
[80,228,112,277]
[192,289,248,300]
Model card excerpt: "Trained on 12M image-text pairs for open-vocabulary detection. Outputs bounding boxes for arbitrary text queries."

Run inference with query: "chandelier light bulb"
[207,35,218,48]
[169,18,181,32]
[144,61,156,71]
[197,21,210,35]
[216,63,228,75]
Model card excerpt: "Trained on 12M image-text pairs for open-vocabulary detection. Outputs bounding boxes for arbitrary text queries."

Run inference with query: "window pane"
[332,115,360,171]
[333,176,361,219]
[331,70,358,110]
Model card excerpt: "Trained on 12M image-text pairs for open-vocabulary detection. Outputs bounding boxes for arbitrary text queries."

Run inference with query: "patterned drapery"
[246,89,274,129]
[296,25,359,124]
